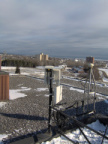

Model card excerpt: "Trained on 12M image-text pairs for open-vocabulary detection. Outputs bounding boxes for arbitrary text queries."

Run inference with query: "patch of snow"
[96,93,108,101]
[103,77,108,83]
[1,66,16,70]
[99,68,108,76]
[9,73,19,76]
[104,100,108,104]
[70,87,84,93]
[21,87,31,91]
[69,86,108,101]
[9,90,27,100]
[36,88,48,92]
[63,76,79,81]
[14,128,23,133]
[96,82,108,87]
[0,102,7,108]
[9,87,31,100]
[44,94,49,97]
[36,66,45,70]
[88,120,106,132]
[21,72,30,75]
[0,134,8,144]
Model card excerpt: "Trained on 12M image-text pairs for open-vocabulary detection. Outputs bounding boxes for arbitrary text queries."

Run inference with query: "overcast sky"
[0,0,108,59]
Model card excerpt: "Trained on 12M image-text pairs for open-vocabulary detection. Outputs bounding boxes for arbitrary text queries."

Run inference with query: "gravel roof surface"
[0,75,108,143]
[0,76,49,142]
[61,78,108,95]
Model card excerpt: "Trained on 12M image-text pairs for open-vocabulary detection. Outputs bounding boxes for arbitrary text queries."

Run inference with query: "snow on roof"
[9,87,31,100]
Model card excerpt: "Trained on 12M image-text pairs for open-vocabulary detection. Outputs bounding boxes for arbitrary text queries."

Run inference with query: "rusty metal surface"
[0,73,9,101]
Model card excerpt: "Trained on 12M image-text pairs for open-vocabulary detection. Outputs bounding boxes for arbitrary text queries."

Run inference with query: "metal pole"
[58,129,79,144]
[82,100,85,114]
[101,125,108,144]
[91,68,96,113]
[87,68,91,111]
[78,126,91,144]
[76,102,78,115]
[48,69,53,133]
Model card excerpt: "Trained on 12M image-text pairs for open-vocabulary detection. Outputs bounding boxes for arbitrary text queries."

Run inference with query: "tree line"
[2,58,60,67]
[2,59,38,67]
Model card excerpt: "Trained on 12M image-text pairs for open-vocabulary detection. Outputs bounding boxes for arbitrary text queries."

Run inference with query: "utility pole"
[47,69,53,133]
[84,57,96,113]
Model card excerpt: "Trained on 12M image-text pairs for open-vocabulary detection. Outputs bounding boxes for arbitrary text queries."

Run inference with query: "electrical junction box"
[54,85,62,104]
[44,66,61,85]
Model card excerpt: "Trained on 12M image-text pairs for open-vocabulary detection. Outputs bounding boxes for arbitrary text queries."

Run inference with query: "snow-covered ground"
[70,87,84,93]
[42,120,108,144]
[103,77,108,83]
[99,68,108,83]
[1,66,45,78]
[0,134,8,144]
[99,68,108,76]
[36,88,48,92]
[2,66,108,84]
[70,86,108,102]
[63,75,108,87]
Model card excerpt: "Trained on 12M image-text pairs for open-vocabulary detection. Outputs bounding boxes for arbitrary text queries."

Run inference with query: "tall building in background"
[38,53,49,61]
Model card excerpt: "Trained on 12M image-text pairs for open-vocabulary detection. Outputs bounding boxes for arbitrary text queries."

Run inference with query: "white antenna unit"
[54,85,62,104]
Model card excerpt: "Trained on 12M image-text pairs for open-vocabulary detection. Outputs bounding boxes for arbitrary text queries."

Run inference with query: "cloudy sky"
[0,0,108,59]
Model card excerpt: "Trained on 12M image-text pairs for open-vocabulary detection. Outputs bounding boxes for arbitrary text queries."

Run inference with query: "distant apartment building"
[86,57,94,64]
[38,53,48,61]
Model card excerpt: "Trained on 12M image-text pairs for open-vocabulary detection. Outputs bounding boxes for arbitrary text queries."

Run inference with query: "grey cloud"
[0,0,108,59]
